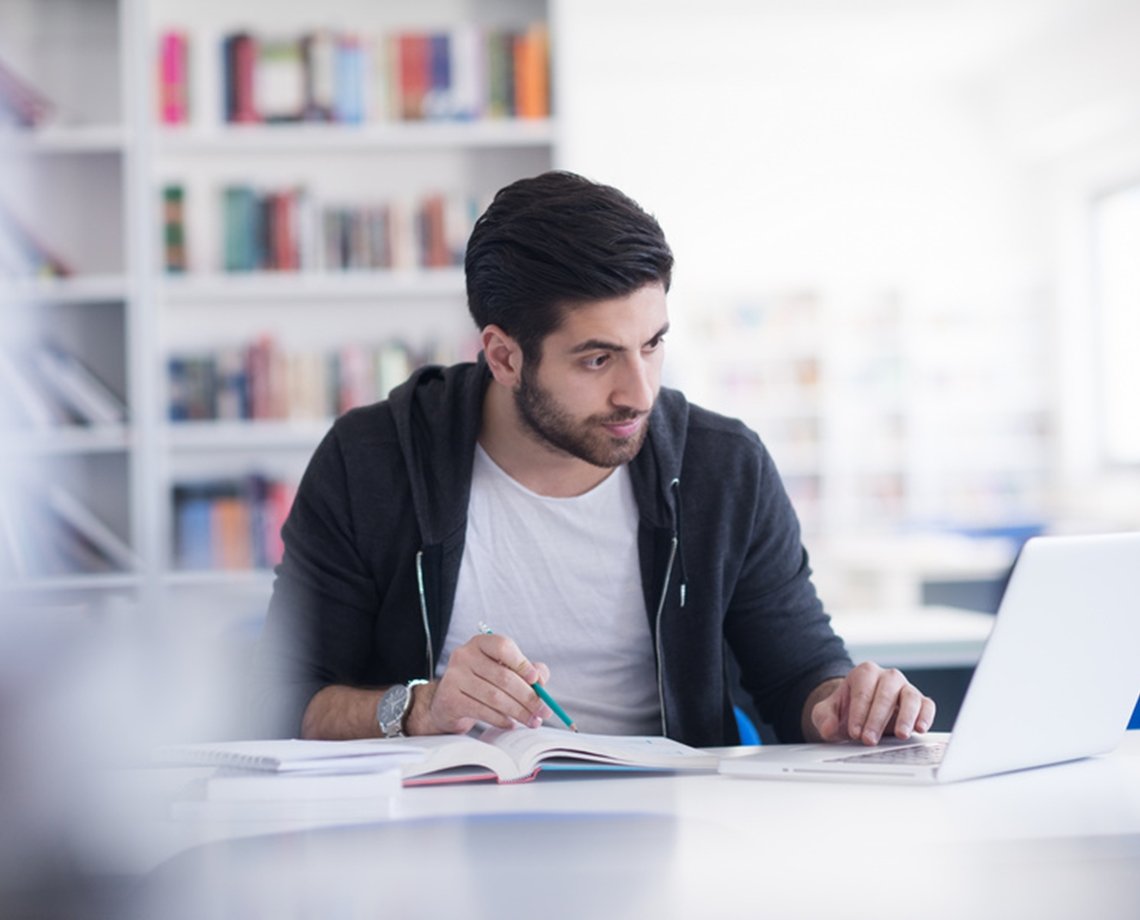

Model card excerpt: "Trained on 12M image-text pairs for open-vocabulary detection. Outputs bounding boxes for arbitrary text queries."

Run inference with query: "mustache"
[596,410,646,424]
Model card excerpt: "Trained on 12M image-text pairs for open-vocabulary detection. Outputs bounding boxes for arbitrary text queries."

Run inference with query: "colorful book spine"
[514,24,550,119]
[333,36,366,124]
[223,32,259,123]
[300,30,336,121]
[190,24,550,127]
[162,184,187,273]
[398,33,430,120]
[213,184,475,273]
[172,475,297,570]
[158,30,190,124]
[165,337,447,423]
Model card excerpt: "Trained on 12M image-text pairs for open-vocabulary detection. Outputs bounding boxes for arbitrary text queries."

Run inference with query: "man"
[252,170,935,747]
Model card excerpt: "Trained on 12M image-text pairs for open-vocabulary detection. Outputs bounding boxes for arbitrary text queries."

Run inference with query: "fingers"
[430,634,553,732]
[843,662,936,745]
[811,680,849,742]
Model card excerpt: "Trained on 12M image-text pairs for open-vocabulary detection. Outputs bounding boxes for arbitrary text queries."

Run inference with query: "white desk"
[99,733,1140,920]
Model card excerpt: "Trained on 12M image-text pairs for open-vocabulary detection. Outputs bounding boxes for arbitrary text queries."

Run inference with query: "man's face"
[513,283,668,468]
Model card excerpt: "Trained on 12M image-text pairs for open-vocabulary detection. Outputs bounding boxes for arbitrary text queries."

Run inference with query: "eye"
[583,353,610,370]
[645,334,666,352]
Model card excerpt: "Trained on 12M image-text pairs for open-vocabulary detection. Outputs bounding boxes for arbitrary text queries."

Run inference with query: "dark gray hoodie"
[252,360,852,745]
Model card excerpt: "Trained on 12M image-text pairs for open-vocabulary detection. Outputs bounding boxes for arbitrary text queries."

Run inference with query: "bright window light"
[1092,183,1140,465]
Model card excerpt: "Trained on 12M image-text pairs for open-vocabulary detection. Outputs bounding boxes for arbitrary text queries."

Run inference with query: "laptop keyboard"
[826,741,948,766]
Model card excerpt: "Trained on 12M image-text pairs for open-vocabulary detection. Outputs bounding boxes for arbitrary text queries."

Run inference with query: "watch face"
[378,684,410,734]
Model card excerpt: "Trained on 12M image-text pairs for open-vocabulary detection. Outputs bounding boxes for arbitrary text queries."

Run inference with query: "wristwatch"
[377,679,429,738]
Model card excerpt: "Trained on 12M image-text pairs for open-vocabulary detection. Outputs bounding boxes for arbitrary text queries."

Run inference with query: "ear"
[481,324,524,387]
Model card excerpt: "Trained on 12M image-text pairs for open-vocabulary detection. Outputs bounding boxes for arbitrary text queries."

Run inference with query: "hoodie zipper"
[653,534,678,737]
[415,549,434,677]
[653,477,687,737]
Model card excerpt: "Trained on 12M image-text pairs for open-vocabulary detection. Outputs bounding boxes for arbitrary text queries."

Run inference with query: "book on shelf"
[203,24,549,126]
[172,475,296,571]
[0,481,136,578]
[211,492,253,570]
[332,35,366,124]
[43,483,139,572]
[0,202,74,279]
[222,32,259,124]
[216,182,474,273]
[162,183,187,272]
[0,56,54,128]
[172,483,214,570]
[485,30,516,119]
[31,342,127,425]
[300,31,337,121]
[0,346,68,429]
[167,337,421,422]
[157,30,190,125]
[256,36,306,123]
[400,724,718,785]
[514,24,550,120]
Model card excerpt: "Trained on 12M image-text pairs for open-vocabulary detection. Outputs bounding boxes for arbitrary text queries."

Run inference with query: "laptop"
[719,532,1140,784]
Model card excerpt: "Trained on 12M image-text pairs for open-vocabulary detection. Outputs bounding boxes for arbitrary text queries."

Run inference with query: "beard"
[514,364,651,469]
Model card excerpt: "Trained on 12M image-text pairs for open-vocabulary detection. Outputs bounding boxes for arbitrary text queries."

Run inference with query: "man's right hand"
[406,632,553,736]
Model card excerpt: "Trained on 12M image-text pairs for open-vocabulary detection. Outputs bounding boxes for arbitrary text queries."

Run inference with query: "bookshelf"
[150,0,555,597]
[0,0,147,607]
[2,0,558,614]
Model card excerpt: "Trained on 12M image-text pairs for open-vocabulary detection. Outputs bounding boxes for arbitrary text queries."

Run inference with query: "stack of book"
[183,23,549,126]
[214,183,478,274]
[167,337,417,423]
[172,474,296,572]
[155,738,418,821]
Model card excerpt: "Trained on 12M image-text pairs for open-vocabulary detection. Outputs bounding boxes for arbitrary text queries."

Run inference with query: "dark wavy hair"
[465,171,674,362]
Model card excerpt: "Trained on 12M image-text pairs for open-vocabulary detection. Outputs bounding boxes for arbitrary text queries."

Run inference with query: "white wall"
[552,0,1050,294]
[551,0,1140,534]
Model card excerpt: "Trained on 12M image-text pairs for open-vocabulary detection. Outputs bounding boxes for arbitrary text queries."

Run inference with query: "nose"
[612,355,656,414]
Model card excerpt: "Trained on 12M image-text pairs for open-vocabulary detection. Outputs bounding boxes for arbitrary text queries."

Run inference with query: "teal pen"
[477,621,578,732]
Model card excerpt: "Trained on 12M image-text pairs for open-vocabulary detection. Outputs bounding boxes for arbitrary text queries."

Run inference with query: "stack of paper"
[156,738,424,821]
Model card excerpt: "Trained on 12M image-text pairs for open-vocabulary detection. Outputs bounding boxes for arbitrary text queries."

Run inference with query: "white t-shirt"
[438,444,661,735]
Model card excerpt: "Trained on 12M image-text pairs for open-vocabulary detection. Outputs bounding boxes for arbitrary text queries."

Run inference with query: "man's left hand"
[808,662,936,745]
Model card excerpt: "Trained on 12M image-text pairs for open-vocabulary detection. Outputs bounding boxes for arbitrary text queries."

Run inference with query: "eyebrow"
[567,322,670,355]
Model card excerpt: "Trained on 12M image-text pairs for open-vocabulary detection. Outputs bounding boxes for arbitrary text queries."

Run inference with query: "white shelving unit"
[1,0,149,611]
[3,0,557,618]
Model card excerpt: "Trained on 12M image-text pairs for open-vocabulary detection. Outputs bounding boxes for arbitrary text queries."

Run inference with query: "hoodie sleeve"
[722,440,854,742]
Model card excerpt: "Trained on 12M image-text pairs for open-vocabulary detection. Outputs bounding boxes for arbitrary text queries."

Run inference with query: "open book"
[400,725,718,785]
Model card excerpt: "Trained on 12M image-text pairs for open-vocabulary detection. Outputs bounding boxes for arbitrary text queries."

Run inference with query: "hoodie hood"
[387,360,490,547]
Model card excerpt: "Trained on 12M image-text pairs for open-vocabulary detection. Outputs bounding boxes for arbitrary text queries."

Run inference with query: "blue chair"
[733,705,762,745]
[1129,695,1140,730]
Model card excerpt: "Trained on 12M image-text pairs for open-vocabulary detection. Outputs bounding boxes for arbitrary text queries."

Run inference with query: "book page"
[399,732,521,781]
[478,725,718,773]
